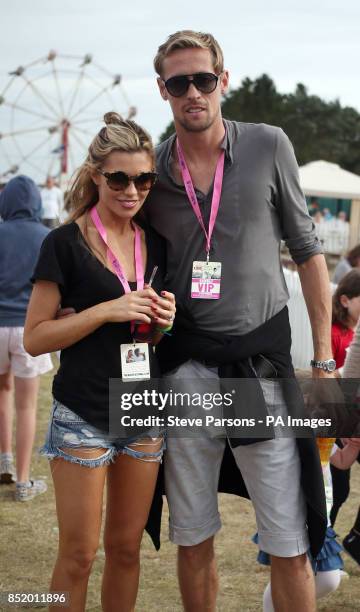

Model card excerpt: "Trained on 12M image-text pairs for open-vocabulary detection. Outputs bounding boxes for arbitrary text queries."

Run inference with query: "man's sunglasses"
[98,170,158,191]
[163,72,220,97]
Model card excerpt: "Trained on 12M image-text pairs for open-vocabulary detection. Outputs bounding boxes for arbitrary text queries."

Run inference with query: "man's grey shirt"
[146,119,322,335]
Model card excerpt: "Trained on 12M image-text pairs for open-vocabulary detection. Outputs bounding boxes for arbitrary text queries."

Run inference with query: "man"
[146,31,334,611]
[40,175,64,228]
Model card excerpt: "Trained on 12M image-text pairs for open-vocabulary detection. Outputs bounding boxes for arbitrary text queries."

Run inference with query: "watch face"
[326,359,336,372]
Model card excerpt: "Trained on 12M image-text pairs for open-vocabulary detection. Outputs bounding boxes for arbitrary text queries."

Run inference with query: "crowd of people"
[1,29,360,612]
[310,205,350,255]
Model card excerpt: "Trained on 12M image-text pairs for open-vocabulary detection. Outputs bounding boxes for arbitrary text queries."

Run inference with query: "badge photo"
[121,343,150,382]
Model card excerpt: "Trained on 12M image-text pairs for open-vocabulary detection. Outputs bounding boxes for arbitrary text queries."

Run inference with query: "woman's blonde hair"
[67,112,154,222]
[154,30,224,77]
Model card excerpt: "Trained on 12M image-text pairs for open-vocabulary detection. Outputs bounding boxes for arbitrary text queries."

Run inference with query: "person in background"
[323,208,333,222]
[330,269,360,568]
[40,175,64,228]
[340,320,360,565]
[0,175,53,500]
[308,198,320,216]
[313,210,324,242]
[330,269,360,530]
[333,244,360,284]
[259,436,360,611]
[331,269,360,371]
[336,211,348,224]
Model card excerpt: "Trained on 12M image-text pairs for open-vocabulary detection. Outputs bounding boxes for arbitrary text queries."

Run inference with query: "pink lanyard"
[176,138,225,261]
[90,206,144,293]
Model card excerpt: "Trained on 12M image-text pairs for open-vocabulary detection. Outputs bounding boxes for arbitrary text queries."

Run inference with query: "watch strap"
[310,358,336,372]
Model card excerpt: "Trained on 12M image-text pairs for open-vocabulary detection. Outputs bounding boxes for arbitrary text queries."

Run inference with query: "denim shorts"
[40,399,165,467]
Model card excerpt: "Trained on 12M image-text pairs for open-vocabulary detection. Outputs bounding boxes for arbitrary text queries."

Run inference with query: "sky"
[1,0,359,181]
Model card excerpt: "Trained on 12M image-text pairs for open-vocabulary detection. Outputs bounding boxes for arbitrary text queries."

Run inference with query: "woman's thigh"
[104,438,163,547]
[51,455,107,552]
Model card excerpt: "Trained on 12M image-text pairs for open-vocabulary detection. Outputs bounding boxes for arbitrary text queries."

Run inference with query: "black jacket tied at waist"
[146,306,327,558]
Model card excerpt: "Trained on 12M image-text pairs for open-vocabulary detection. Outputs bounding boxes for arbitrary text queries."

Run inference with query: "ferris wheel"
[0,51,136,184]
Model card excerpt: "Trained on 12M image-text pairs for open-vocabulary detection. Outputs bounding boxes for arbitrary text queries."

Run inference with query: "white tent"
[299,160,360,200]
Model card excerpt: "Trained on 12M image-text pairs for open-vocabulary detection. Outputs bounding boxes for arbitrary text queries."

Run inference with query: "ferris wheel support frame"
[0,51,137,184]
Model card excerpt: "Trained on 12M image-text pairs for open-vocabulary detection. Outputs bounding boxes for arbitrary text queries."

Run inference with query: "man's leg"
[164,360,225,612]
[178,536,218,612]
[166,434,223,612]
[264,568,341,611]
[271,554,315,612]
[231,380,314,612]
[166,433,224,612]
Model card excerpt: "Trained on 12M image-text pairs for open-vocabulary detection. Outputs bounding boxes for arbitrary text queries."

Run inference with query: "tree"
[158,75,360,174]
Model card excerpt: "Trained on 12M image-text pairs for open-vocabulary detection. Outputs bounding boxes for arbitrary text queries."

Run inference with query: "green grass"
[0,368,359,611]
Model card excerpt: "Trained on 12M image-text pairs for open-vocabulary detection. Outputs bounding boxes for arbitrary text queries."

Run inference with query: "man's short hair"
[154,30,224,77]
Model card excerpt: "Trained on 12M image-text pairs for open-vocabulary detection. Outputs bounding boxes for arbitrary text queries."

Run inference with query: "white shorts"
[164,360,309,558]
[0,327,53,378]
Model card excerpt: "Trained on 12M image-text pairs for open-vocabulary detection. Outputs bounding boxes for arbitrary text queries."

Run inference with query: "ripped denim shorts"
[40,399,165,467]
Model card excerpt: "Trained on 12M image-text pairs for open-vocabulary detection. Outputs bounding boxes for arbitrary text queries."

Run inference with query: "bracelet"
[154,324,173,335]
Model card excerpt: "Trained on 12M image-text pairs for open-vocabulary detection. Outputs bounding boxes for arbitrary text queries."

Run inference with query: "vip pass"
[191,261,222,299]
[176,137,224,300]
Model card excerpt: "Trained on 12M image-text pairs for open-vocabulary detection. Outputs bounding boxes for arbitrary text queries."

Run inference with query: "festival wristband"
[154,324,173,335]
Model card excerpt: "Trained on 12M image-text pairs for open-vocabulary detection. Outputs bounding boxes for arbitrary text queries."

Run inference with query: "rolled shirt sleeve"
[274,129,323,265]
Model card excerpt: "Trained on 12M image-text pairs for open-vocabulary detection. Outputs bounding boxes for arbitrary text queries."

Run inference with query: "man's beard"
[177,110,218,133]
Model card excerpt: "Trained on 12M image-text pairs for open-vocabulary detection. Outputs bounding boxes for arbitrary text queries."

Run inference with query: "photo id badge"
[121,343,150,382]
[191,261,222,299]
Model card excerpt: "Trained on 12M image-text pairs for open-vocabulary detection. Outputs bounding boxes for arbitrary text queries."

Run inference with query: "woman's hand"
[103,288,158,324]
[150,290,176,330]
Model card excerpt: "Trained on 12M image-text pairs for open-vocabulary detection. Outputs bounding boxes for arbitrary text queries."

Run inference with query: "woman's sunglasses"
[98,170,158,192]
[163,72,220,98]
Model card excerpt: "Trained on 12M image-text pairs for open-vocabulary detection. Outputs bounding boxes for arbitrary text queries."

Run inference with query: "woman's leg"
[49,452,107,612]
[101,438,163,612]
[14,376,39,482]
[0,372,14,454]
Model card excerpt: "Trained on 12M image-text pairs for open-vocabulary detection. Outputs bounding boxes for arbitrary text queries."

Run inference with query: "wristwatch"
[310,358,336,372]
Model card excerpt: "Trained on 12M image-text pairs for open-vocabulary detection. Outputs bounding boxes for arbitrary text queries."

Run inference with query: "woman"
[330,270,360,530]
[340,321,360,566]
[331,269,360,370]
[24,113,176,612]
